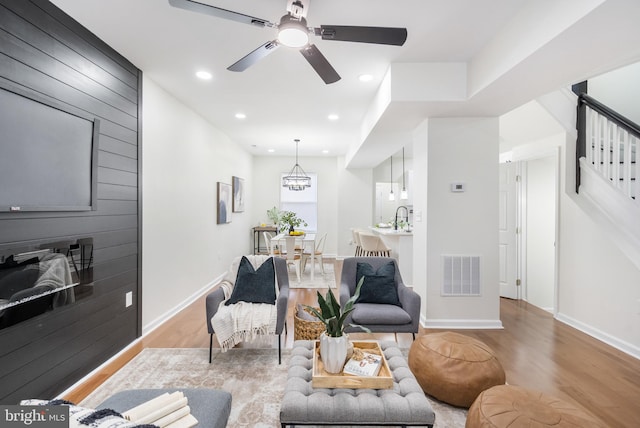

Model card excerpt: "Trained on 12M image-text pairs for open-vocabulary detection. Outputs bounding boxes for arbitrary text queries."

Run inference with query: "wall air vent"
[442,255,481,296]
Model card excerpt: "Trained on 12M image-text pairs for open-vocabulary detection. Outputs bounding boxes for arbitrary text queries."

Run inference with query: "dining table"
[270,232,317,280]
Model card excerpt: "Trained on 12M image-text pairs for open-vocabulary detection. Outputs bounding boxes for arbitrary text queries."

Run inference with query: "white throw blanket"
[211,255,279,352]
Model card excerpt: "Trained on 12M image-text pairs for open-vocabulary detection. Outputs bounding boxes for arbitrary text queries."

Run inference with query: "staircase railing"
[576,93,639,201]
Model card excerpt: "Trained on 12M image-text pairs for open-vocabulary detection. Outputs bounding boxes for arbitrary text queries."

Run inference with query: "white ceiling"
[50,0,640,167]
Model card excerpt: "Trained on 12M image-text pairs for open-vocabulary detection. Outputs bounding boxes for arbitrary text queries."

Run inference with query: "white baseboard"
[57,274,225,399]
[141,274,224,335]
[421,316,504,330]
[555,312,640,360]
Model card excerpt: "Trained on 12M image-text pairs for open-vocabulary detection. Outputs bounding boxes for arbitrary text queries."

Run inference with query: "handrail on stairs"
[576,93,640,193]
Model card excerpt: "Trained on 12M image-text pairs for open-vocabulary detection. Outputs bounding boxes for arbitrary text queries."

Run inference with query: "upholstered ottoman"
[280,340,435,427]
[97,388,232,428]
[466,385,607,427]
[408,332,505,408]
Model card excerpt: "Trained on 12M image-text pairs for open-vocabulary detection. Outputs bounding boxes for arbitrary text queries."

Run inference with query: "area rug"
[288,262,336,289]
[80,348,466,428]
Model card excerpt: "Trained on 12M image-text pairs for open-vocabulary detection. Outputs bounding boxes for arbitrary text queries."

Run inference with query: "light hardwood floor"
[65,260,640,427]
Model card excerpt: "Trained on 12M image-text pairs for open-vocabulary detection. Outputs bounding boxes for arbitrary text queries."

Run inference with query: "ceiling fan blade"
[228,41,280,72]
[168,0,276,28]
[300,44,340,84]
[315,25,407,46]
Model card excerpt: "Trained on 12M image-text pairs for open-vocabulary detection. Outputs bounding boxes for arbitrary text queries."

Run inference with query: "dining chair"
[282,236,304,283]
[263,231,280,255]
[303,232,327,274]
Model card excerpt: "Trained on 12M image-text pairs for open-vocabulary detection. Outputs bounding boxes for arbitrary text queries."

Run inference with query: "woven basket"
[294,306,325,341]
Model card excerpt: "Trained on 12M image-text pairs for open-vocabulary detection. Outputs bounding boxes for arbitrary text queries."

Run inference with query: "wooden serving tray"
[312,340,393,389]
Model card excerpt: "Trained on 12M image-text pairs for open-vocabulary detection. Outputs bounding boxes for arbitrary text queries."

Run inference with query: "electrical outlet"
[126,291,133,308]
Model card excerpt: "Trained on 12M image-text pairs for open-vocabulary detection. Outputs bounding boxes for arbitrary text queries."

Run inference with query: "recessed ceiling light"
[267,148,275,153]
[328,114,339,121]
[235,113,247,119]
[196,70,212,80]
[322,150,329,154]
[358,74,373,82]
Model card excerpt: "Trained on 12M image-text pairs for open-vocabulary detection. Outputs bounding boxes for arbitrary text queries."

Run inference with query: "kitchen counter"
[371,227,413,236]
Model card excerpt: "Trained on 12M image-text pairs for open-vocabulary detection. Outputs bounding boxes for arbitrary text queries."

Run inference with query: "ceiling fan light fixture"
[277,15,309,48]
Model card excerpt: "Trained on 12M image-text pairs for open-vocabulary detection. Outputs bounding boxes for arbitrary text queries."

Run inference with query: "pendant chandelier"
[282,139,311,191]
[400,147,408,200]
[388,156,395,201]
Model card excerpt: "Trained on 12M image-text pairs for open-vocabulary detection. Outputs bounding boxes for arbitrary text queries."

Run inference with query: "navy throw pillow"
[355,261,401,306]
[225,257,276,305]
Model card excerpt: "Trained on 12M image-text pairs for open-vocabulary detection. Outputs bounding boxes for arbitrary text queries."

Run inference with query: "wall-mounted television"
[0,82,99,212]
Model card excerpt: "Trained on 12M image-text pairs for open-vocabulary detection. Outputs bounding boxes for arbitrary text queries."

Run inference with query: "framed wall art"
[232,176,245,212]
[217,182,232,224]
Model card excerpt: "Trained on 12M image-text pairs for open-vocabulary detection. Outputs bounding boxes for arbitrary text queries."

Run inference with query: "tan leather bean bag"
[408,332,505,408]
[466,384,607,427]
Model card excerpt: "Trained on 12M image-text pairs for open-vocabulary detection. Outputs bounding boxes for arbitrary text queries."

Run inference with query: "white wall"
[141,76,254,331]
[524,155,556,310]
[337,157,374,258]
[588,61,640,124]
[558,133,640,357]
[251,156,340,257]
[419,117,501,327]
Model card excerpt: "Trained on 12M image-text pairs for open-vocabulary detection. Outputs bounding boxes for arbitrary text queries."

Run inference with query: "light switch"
[451,182,465,192]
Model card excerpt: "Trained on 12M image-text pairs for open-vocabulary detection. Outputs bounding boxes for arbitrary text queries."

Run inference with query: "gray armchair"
[340,257,420,339]
[206,256,289,364]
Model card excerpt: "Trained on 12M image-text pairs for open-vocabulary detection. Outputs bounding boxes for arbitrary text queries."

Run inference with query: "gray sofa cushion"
[96,388,231,428]
[351,303,412,325]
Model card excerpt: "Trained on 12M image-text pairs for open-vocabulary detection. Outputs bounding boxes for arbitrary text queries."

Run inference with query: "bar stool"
[351,228,363,256]
[358,233,391,257]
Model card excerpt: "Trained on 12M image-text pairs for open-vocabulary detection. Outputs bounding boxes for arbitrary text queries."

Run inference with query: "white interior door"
[499,162,519,299]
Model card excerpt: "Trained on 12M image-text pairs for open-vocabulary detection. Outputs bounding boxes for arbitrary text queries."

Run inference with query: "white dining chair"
[282,236,304,283]
[303,232,327,274]
[263,231,280,255]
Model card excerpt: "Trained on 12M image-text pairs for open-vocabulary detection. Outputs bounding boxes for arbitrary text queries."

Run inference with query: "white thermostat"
[450,182,465,192]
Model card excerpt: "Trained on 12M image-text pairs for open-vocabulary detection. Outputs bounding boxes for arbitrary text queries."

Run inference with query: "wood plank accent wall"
[0,0,141,403]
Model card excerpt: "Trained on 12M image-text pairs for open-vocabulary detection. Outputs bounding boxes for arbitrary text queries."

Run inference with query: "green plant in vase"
[305,277,370,373]
[279,210,307,234]
[266,206,281,227]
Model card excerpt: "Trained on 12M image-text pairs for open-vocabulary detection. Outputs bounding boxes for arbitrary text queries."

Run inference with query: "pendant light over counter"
[282,139,311,191]
[400,147,408,200]
[388,156,395,201]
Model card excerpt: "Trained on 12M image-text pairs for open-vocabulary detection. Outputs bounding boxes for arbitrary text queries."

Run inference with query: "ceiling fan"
[167,0,408,84]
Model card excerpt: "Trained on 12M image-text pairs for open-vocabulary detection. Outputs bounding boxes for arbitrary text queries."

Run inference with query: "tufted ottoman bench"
[280,340,435,427]
[466,385,607,428]
[408,332,505,408]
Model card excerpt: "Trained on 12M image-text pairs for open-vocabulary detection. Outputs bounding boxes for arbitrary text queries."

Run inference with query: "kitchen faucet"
[395,205,409,230]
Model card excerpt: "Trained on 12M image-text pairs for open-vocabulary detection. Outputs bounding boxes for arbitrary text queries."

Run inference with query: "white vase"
[319,332,348,374]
